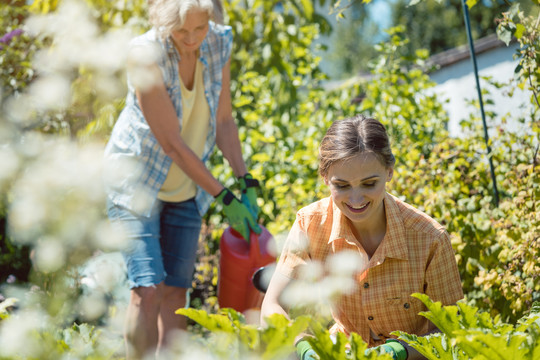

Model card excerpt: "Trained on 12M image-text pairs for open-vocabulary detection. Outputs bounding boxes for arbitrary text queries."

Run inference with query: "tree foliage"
[322,0,382,78]
[325,0,537,79]
[0,0,538,358]
[391,0,512,58]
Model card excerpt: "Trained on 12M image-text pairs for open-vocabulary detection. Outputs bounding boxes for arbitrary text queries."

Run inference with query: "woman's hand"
[239,173,261,219]
[215,188,260,241]
[365,339,408,360]
[296,339,319,360]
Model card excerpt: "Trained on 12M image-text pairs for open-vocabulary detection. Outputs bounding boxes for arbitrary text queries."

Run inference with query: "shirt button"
[363,282,369,289]
[368,316,374,320]
[404,303,410,309]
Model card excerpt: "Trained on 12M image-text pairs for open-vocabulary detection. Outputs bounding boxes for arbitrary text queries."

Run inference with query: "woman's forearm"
[215,60,248,178]
[216,118,247,177]
[166,142,224,196]
[136,82,224,196]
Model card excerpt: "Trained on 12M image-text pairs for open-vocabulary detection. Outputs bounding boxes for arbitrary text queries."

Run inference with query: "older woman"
[104,0,261,357]
[261,115,463,360]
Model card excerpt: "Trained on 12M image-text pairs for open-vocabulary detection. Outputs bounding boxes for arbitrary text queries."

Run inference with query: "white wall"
[429,43,532,137]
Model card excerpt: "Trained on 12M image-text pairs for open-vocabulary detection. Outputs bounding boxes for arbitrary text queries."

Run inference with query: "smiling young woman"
[325,152,393,257]
[261,115,463,360]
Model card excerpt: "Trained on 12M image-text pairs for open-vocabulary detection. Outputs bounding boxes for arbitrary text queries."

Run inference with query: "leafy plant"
[497,3,540,112]
[395,294,540,360]
[177,307,394,360]
[176,308,311,359]
[0,0,539,359]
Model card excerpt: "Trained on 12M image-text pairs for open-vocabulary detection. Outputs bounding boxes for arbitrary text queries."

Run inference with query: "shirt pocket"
[380,291,426,335]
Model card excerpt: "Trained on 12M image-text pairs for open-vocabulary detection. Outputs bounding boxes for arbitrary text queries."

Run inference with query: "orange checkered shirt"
[276,192,463,347]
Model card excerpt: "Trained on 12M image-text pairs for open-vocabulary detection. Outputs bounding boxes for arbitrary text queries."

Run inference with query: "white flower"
[27,74,71,111]
[0,145,20,185]
[33,237,67,273]
[0,308,49,358]
[327,250,368,277]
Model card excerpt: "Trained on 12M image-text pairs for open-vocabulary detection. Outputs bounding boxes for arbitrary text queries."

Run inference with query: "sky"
[315,0,394,78]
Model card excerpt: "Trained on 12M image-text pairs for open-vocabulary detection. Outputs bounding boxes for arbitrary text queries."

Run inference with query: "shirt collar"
[328,198,357,245]
[380,192,408,260]
[328,193,408,260]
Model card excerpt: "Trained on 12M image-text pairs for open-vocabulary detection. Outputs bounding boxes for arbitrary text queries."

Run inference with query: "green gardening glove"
[296,339,319,360]
[215,188,261,242]
[239,173,261,221]
[364,339,408,360]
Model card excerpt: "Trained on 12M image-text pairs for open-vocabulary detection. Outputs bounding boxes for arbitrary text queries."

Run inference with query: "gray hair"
[319,115,396,178]
[148,0,223,38]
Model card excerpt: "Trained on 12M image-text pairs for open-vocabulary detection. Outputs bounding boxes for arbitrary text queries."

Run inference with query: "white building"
[427,34,531,137]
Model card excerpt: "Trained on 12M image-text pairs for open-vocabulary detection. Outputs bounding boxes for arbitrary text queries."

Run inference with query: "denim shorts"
[107,198,202,289]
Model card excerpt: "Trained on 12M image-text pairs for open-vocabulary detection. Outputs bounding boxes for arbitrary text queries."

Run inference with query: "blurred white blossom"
[92,219,129,251]
[4,0,133,122]
[95,73,126,99]
[285,225,310,253]
[127,43,163,90]
[279,250,366,311]
[297,259,324,281]
[272,231,289,254]
[0,308,49,358]
[9,136,107,252]
[327,250,368,277]
[33,236,67,273]
[0,1,143,357]
[26,0,131,74]
[80,252,127,294]
[0,145,20,186]
[27,74,72,111]
[78,291,108,321]
[5,93,34,125]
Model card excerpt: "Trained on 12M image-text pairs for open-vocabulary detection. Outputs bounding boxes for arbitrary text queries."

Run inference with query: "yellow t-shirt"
[158,60,210,202]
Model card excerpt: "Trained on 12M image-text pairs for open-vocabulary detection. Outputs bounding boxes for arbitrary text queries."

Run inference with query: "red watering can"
[218,225,276,313]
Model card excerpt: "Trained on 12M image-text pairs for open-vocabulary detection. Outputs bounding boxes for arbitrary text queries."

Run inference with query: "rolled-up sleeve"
[275,217,311,279]
[425,231,464,305]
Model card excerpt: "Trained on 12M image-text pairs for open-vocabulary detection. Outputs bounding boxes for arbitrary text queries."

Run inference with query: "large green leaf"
[176,308,235,333]
[453,330,530,360]
[261,314,310,360]
[394,331,463,360]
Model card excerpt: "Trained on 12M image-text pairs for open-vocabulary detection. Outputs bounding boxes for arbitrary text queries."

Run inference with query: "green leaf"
[307,320,349,360]
[514,24,526,39]
[176,308,235,333]
[496,25,515,46]
[394,331,458,360]
[300,0,313,19]
[261,314,310,360]
[350,332,393,359]
[348,332,369,359]
[411,293,461,335]
[508,3,521,18]
[453,329,530,360]
[233,95,254,108]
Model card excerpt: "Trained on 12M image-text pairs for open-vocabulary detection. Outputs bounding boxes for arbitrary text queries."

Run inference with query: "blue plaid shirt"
[104,22,233,217]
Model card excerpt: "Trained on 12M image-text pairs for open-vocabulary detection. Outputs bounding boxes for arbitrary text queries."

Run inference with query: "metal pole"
[461,0,500,206]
